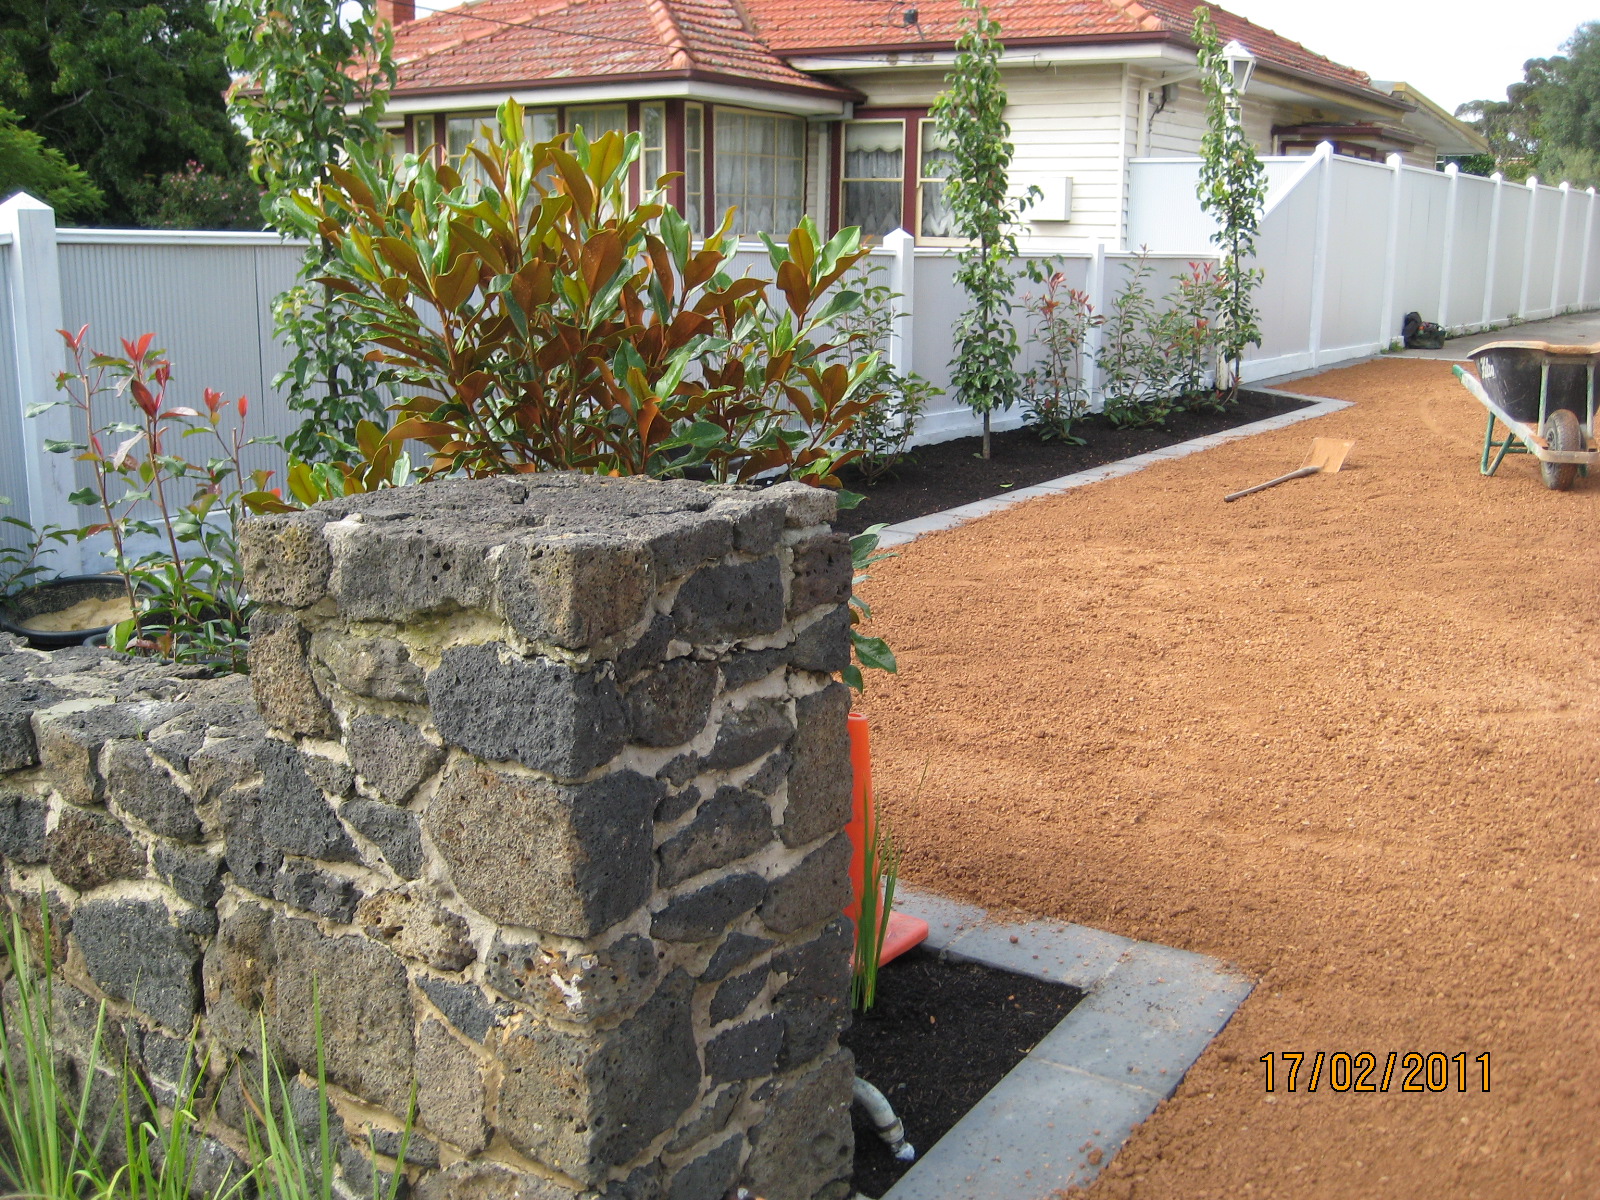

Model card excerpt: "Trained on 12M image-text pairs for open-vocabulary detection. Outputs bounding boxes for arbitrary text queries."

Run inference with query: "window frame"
[839,117,907,241]
[915,116,961,245]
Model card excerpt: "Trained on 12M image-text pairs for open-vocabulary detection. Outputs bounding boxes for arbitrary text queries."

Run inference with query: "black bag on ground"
[1402,311,1445,350]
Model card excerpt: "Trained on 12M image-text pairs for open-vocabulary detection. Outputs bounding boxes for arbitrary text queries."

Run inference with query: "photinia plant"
[1020,266,1101,442]
[37,326,268,669]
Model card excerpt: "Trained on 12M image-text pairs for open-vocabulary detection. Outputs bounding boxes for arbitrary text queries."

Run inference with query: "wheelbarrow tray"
[1467,340,1597,426]
[1454,340,1597,486]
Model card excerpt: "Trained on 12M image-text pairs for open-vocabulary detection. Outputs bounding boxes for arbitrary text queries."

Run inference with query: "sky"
[404,0,1590,114]
[1202,0,1594,112]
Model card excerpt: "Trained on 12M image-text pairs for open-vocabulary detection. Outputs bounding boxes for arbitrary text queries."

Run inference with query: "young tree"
[0,0,245,225]
[1193,8,1266,397]
[930,0,1032,459]
[0,106,103,220]
[215,0,396,460]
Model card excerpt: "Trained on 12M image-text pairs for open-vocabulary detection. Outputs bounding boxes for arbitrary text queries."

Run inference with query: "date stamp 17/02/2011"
[1261,1052,1491,1094]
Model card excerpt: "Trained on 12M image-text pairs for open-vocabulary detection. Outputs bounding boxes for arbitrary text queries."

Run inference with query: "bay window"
[425,103,818,239]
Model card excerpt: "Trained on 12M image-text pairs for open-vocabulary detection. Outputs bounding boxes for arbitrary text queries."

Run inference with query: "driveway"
[856,357,1599,1199]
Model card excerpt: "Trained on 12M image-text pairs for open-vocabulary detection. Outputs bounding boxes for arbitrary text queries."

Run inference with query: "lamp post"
[1221,38,1256,122]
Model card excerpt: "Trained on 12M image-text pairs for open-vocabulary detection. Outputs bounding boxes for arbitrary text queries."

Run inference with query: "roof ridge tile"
[644,0,695,68]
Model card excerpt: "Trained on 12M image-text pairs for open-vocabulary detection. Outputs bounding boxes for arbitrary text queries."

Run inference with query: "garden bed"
[842,947,1083,1198]
[834,388,1313,536]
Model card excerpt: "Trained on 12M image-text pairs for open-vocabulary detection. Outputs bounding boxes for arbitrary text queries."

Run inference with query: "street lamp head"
[1222,39,1256,95]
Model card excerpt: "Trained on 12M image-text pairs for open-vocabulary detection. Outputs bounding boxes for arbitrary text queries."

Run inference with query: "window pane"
[685,104,705,232]
[844,121,904,180]
[413,116,436,158]
[525,109,558,143]
[920,121,954,180]
[639,103,666,190]
[446,115,493,189]
[777,117,805,158]
[920,180,957,238]
[844,181,902,237]
[567,105,628,142]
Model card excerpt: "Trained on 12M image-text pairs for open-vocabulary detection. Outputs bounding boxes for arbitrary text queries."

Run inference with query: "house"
[378,0,1468,248]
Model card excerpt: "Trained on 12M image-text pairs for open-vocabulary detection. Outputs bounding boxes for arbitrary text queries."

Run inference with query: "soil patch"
[856,358,1600,1199]
[842,947,1083,1198]
[834,389,1312,536]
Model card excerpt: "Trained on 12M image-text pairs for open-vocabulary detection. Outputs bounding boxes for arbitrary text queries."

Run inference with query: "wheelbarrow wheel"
[1540,409,1581,491]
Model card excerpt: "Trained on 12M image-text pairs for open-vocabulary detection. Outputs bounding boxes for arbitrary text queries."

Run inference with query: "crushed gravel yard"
[855,358,1600,1200]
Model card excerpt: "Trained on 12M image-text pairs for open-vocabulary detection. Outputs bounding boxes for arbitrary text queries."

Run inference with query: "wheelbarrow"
[1453,341,1598,490]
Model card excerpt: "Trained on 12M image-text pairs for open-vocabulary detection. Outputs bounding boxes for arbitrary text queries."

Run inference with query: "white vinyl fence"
[6,142,1600,556]
[1129,143,1600,380]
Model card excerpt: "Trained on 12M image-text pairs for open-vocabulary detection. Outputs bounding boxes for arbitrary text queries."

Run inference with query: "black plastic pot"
[0,574,136,650]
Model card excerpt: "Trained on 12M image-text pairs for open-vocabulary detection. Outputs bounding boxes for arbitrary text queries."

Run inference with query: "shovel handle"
[1224,465,1320,503]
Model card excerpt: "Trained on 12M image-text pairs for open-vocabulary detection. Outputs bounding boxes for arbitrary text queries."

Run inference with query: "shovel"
[1224,438,1354,502]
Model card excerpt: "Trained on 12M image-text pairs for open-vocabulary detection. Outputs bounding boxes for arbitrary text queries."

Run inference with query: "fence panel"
[1319,157,1393,356]
[55,234,307,508]
[1523,187,1561,319]
[1243,167,1319,379]
[1490,183,1530,322]
[1391,166,1450,331]
[1444,173,1494,331]
[1552,187,1589,311]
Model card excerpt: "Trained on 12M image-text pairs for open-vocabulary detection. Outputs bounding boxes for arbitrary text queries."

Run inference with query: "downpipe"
[852,1075,916,1162]
[727,1077,915,1200]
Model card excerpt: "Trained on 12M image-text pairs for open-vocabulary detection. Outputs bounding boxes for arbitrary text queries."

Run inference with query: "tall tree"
[215,0,396,460]
[0,0,245,225]
[1458,23,1600,186]
[930,0,1032,460]
[0,105,103,219]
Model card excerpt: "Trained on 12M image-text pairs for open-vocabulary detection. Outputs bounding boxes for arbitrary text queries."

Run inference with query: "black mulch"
[833,389,1315,536]
[841,947,1084,1198]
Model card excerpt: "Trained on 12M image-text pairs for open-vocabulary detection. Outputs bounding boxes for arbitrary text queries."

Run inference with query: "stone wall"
[0,475,860,1200]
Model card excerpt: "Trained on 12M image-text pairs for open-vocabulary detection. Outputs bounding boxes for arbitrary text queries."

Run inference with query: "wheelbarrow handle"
[1224,465,1320,503]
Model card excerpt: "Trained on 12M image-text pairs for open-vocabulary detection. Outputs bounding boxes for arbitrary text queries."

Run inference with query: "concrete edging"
[879,888,1254,1198]
[873,394,1353,548]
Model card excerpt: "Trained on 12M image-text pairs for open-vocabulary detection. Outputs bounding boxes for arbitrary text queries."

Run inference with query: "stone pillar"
[237,475,859,1200]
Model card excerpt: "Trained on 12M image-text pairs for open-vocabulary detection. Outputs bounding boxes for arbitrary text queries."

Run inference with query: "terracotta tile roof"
[390,0,1386,103]
[748,0,1381,97]
[1138,1,1374,92]
[391,0,852,96]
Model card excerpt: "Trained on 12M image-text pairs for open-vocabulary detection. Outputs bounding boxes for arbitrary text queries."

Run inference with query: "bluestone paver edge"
[870,394,1352,549]
[879,887,1255,1198]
